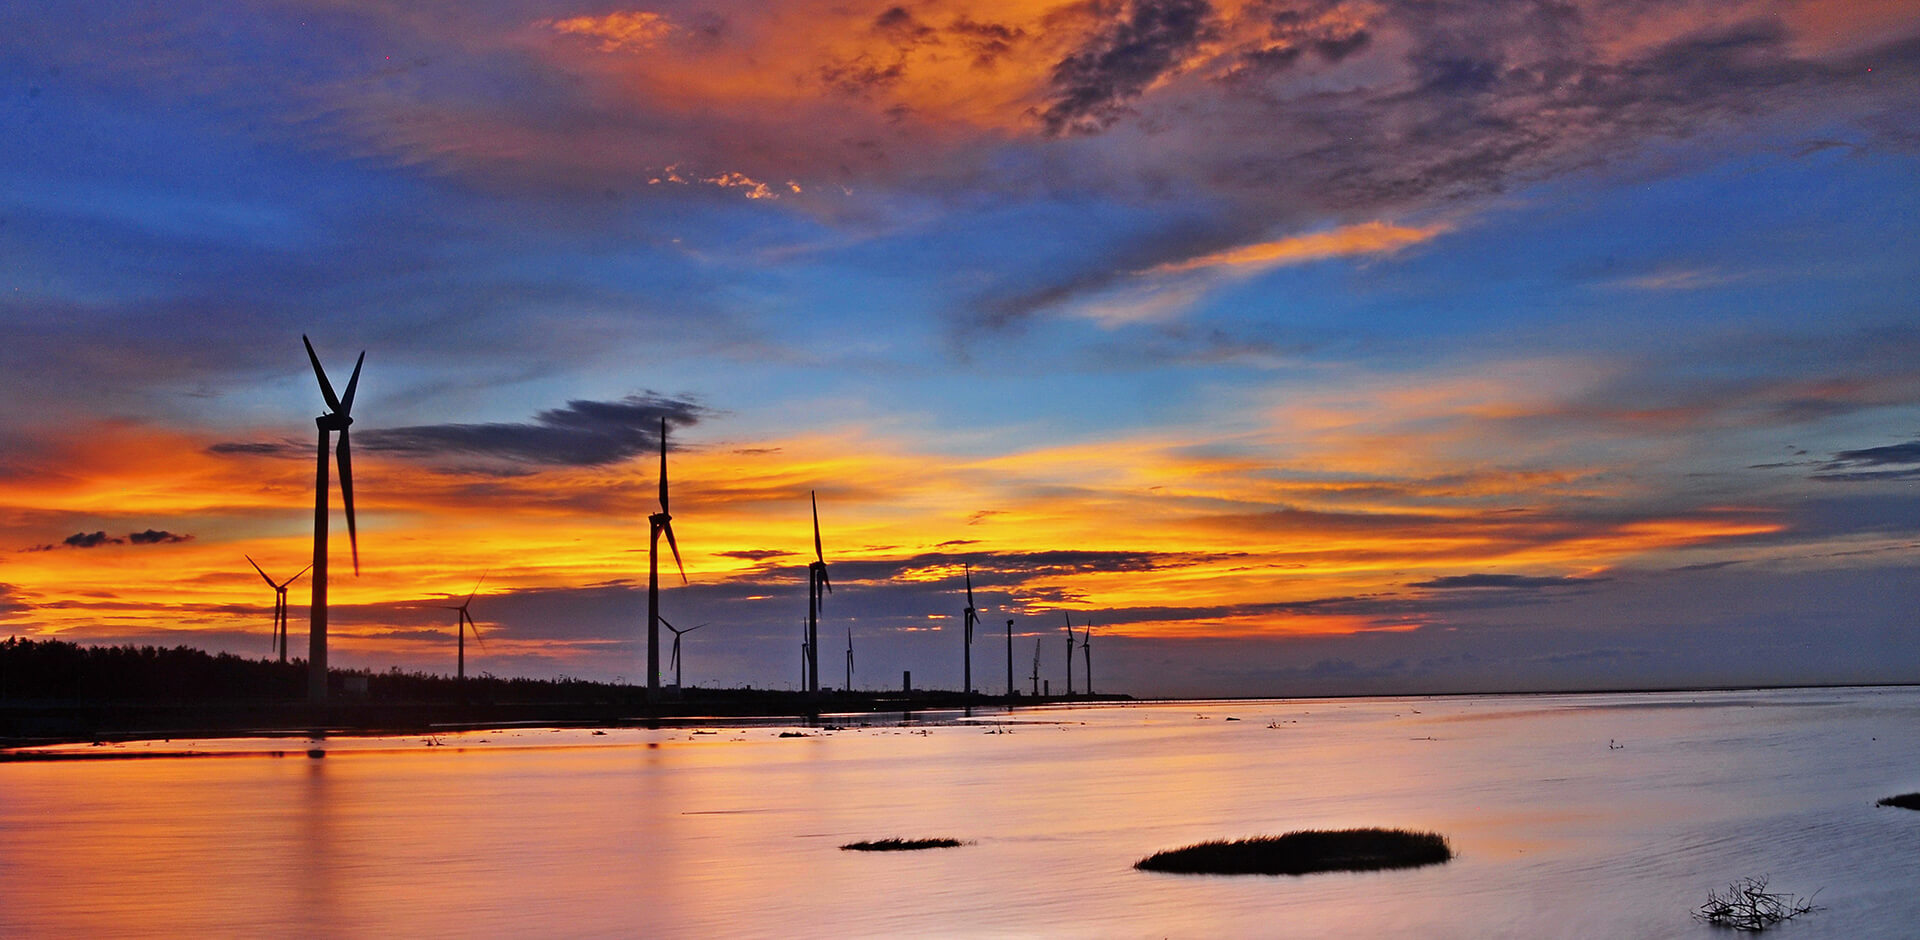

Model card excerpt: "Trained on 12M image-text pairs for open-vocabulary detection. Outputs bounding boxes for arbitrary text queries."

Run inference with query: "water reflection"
[5,689,1920,937]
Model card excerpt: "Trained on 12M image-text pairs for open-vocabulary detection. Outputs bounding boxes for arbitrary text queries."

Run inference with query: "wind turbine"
[800,619,810,691]
[1006,618,1015,697]
[806,492,831,695]
[440,572,488,682]
[1063,612,1075,697]
[647,417,687,703]
[844,628,854,692]
[1081,622,1093,696]
[961,563,980,695]
[302,335,363,704]
[1030,638,1042,697]
[661,615,705,689]
[245,556,310,663]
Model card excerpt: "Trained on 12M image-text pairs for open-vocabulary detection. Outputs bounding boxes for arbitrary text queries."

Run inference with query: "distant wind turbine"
[1006,618,1015,697]
[440,572,488,681]
[800,619,810,690]
[806,491,832,695]
[245,556,310,663]
[1030,637,1042,697]
[647,417,687,703]
[961,563,980,695]
[661,615,706,689]
[1081,622,1093,696]
[1063,612,1075,697]
[845,628,854,692]
[302,335,363,704]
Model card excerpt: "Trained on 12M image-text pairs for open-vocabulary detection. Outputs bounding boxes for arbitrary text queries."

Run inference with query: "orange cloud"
[1147,221,1450,275]
[545,11,675,52]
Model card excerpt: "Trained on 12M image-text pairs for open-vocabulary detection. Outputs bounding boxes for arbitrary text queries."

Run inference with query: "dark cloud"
[128,529,192,545]
[64,531,122,548]
[1817,439,1920,481]
[211,394,707,467]
[947,16,1027,67]
[0,583,30,621]
[1410,573,1601,590]
[716,549,792,561]
[1041,0,1215,135]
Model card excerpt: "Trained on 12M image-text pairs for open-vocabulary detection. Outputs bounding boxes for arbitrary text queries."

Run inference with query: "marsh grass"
[1877,793,1920,810]
[840,837,966,851]
[1135,828,1452,876]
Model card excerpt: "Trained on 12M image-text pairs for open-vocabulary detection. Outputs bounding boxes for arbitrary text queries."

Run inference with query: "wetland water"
[5,687,1919,937]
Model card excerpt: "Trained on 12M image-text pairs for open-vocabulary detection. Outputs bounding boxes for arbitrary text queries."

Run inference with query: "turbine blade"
[670,638,680,671]
[686,623,707,634]
[658,417,670,514]
[245,555,276,587]
[819,565,832,594]
[466,569,490,607]
[662,521,687,585]
[303,335,342,413]
[282,562,313,589]
[659,614,675,633]
[336,427,359,575]
[467,611,486,650]
[338,351,366,414]
[965,563,975,606]
[811,491,823,564]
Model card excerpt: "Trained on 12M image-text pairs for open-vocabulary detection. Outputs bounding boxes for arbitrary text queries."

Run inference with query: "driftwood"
[1694,877,1817,931]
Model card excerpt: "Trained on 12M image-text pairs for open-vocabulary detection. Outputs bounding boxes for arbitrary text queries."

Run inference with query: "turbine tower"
[844,628,854,692]
[441,573,487,681]
[661,615,705,689]
[1006,618,1015,697]
[1063,612,1075,697]
[806,492,832,695]
[961,563,979,695]
[647,417,687,703]
[1030,638,1042,697]
[302,335,363,704]
[245,556,310,663]
[1081,622,1093,696]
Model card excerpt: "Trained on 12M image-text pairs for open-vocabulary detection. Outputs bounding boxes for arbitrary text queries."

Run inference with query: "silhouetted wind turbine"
[806,491,831,695]
[302,335,363,704]
[1006,618,1015,697]
[1030,638,1042,697]
[1063,612,1075,697]
[961,563,980,695]
[661,615,705,689]
[441,572,488,681]
[845,628,854,692]
[647,417,687,703]
[800,619,810,690]
[245,556,310,663]
[1081,622,1093,696]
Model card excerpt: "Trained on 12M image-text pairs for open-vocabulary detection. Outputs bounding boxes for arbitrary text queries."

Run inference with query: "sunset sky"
[2,0,1916,696]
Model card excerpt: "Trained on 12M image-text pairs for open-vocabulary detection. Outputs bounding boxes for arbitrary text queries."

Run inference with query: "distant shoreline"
[0,691,1134,751]
[7,682,1916,755]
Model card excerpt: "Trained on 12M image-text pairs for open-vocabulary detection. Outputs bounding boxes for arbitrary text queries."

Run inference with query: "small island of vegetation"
[1135,828,1452,876]
[1878,793,1920,811]
[840,838,966,851]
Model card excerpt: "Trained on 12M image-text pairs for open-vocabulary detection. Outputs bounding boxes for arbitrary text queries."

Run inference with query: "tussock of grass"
[1878,792,1920,810]
[1136,828,1452,876]
[840,837,965,851]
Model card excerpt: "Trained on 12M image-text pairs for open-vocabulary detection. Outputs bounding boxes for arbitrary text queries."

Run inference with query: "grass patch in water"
[840,837,966,851]
[1136,828,1451,876]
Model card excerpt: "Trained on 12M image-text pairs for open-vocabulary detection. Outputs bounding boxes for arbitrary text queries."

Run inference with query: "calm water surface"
[5,687,1920,938]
